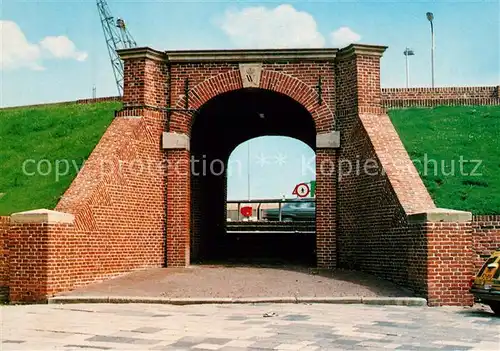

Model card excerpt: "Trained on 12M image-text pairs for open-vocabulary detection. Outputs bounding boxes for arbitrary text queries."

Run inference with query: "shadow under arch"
[190,88,316,263]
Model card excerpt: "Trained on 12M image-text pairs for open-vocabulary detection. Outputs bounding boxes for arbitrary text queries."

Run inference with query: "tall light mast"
[96,0,137,96]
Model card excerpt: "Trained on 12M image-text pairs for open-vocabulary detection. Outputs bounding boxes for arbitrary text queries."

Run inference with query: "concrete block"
[11,209,75,225]
[408,208,472,223]
[162,132,190,150]
[316,131,340,149]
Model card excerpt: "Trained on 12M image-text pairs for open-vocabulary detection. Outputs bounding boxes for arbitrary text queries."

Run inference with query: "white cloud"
[0,21,43,70]
[40,36,88,62]
[330,27,361,48]
[218,4,325,49]
[0,20,88,71]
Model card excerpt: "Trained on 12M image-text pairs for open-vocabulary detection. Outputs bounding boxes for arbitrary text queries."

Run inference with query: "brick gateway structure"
[2,44,489,306]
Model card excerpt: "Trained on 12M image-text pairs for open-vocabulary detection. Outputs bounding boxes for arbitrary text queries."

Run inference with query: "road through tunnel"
[190,88,316,264]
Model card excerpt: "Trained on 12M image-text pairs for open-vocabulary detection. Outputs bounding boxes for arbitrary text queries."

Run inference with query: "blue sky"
[228,136,315,200]
[2,0,498,106]
[2,0,499,199]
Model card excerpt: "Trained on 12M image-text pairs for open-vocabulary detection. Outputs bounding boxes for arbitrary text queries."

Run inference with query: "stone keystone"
[239,63,262,88]
[10,209,75,224]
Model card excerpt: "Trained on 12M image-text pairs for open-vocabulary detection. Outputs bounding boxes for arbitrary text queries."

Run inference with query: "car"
[262,199,315,222]
[470,249,500,315]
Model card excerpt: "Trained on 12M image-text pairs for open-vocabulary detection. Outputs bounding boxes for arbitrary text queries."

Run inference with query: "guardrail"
[226,221,315,235]
[227,198,315,221]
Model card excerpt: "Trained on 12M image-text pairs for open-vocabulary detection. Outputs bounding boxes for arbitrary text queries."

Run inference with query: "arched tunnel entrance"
[190,88,316,264]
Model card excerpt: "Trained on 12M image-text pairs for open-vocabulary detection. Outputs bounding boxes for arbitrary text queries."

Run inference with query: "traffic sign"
[292,183,310,198]
[240,206,252,218]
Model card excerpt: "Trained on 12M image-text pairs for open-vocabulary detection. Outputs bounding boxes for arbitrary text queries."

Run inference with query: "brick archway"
[5,45,477,307]
[111,45,473,307]
[188,88,318,263]
[166,67,338,267]
[169,68,334,135]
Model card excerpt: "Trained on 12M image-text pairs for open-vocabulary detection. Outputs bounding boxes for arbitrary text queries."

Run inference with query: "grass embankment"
[389,106,500,214]
[0,102,120,215]
[0,103,498,215]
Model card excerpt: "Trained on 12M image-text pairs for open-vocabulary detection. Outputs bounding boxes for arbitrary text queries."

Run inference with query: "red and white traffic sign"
[292,183,310,198]
[240,206,252,218]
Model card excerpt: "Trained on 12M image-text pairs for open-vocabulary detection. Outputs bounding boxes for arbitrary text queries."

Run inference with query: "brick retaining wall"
[381,86,500,108]
[46,111,166,300]
[0,96,121,110]
[3,108,170,302]
[4,87,500,111]
[75,96,122,104]
[472,215,500,272]
[1,46,494,306]
[425,221,474,306]
[335,53,437,297]
[4,107,166,302]
[0,216,9,302]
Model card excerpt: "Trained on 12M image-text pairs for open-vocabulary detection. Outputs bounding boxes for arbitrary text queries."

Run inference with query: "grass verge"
[0,102,120,215]
[389,105,500,214]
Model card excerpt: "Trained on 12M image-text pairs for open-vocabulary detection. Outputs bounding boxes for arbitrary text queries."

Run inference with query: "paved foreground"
[56,266,412,298]
[1,303,499,350]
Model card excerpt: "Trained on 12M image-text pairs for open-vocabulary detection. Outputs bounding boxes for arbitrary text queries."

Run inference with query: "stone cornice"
[164,48,339,63]
[118,45,388,64]
[118,47,340,63]
[336,44,388,60]
[118,45,389,64]
[117,47,166,62]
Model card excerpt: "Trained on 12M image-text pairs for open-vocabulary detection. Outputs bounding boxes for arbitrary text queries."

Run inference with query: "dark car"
[262,199,315,221]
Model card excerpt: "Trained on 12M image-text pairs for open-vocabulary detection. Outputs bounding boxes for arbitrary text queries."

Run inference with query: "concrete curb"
[48,296,427,306]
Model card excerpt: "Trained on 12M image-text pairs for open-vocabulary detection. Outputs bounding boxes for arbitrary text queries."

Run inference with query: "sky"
[1,0,499,199]
[227,136,315,200]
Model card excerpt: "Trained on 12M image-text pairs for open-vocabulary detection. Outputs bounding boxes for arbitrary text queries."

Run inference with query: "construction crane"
[96,0,137,96]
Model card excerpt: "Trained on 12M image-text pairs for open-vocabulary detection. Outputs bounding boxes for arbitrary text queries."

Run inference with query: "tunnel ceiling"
[191,88,316,159]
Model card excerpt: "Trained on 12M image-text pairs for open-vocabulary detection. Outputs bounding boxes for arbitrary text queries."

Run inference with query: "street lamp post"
[247,141,250,200]
[426,12,435,88]
[403,48,415,88]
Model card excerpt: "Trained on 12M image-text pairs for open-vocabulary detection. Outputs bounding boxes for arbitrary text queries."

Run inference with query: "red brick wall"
[166,149,191,267]
[472,215,500,272]
[123,57,166,108]
[166,61,337,267]
[5,47,483,306]
[382,86,500,108]
[0,96,121,111]
[426,221,474,306]
[8,222,74,302]
[406,222,429,297]
[168,63,334,134]
[8,218,161,302]
[0,216,9,301]
[76,96,122,104]
[6,85,500,111]
[12,57,167,298]
[335,50,436,294]
[315,149,337,269]
[49,109,166,297]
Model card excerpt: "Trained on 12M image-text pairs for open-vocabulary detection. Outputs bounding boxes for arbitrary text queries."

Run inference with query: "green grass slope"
[389,106,500,214]
[0,103,498,216]
[0,102,120,215]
